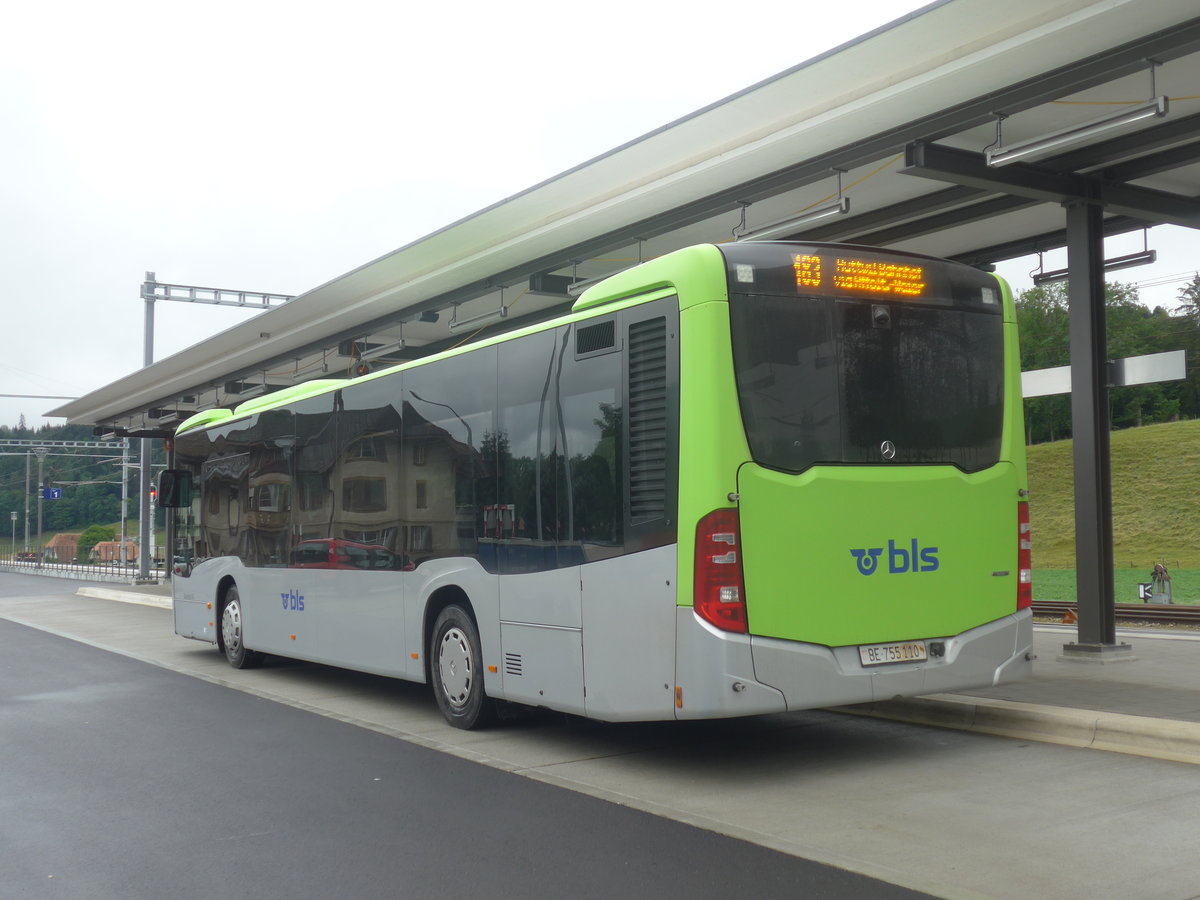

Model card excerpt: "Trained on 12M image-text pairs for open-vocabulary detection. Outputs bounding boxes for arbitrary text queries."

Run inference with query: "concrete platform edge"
[833,694,1200,766]
[76,586,172,610]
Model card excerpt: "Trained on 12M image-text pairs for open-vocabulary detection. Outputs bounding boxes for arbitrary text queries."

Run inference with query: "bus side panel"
[674,608,786,720]
[580,545,677,721]
[499,623,585,714]
[236,567,319,660]
[498,564,584,713]
[173,559,229,644]
[296,569,408,677]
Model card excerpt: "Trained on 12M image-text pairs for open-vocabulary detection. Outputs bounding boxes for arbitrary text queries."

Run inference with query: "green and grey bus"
[161,242,1032,729]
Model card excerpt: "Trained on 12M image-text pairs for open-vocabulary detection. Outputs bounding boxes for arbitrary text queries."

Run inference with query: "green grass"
[1028,419,1200,569]
[1033,568,1199,605]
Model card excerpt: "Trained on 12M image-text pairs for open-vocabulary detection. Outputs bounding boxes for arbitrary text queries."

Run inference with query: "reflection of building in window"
[483,504,515,538]
[407,525,433,552]
[345,436,387,461]
[297,474,326,510]
[412,441,427,465]
[343,477,387,512]
[227,487,241,531]
[415,479,427,509]
[345,529,386,544]
[250,481,289,512]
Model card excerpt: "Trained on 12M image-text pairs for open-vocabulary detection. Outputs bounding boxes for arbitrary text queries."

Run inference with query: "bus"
[160,242,1032,729]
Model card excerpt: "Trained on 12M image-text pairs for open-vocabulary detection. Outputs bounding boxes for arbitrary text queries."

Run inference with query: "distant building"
[45,533,82,561]
[91,540,137,563]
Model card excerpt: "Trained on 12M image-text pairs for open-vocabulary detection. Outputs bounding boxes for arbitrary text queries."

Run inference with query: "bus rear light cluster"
[694,508,748,633]
[1017,501,1032,610]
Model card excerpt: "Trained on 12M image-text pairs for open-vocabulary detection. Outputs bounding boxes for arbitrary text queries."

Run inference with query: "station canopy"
[53,0,1200,435]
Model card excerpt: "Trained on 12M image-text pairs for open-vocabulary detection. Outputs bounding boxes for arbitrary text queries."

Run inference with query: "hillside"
[1027,418,1200,569]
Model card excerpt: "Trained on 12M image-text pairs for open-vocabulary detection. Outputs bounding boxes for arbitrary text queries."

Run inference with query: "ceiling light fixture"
[987,63,1169,167]
[987,98,1168,166]
[1032,249,1158,286]
[449,290,509,332]
[737,168,850,241]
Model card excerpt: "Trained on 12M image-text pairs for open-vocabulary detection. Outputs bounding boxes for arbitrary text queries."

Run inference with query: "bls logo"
[850,539,939,576]
[281,588,305,611]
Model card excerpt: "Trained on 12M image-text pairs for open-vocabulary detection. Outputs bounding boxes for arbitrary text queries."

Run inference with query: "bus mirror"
[158,470,193,508]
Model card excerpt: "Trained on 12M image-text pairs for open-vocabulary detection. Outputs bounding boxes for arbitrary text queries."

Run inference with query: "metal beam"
[141,274,294,310]
[948,214,1152,268]
[849,195,1030,247]
[903,142,1200,228]
[814,113,1200,251]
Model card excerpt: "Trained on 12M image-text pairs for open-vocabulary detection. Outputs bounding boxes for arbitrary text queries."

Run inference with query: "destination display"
[792,253,926,297]
[721,242,1003,311]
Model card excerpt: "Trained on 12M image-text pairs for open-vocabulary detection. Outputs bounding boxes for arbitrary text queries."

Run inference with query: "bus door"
[161,467,214,642]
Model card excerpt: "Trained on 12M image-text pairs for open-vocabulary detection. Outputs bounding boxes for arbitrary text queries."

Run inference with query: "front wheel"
[220,585,262,669]
[430,605,493,729]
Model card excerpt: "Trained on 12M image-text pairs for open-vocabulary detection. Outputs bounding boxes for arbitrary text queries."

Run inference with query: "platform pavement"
[62,581,1200,767]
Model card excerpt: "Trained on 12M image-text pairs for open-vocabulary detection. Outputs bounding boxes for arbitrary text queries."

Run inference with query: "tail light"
[694,508,748,633]
[1017,500,1032,610]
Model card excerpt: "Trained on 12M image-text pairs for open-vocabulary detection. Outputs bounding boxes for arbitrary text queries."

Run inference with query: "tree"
[1016,283,1072,444]
[77,523,116,561]
[1173,273,1200,419]
[1015,280,1193,443]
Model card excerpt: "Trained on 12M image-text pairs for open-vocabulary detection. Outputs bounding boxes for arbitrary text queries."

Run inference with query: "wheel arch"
[422,584,475,684]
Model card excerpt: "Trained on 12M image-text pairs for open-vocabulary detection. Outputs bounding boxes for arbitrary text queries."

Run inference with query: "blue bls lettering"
[281,589,305,611]
[850,539,939,575]
[850,548,884,576]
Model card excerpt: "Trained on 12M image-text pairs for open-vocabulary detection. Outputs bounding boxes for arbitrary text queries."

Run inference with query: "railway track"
[1031,600,1200,626]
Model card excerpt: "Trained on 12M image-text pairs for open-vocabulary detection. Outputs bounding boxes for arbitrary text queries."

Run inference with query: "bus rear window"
[729,293,1004,473]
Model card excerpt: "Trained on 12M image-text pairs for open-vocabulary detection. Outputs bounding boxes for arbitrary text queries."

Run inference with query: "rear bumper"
[752,610,1033,711]
[673,608,1032,718]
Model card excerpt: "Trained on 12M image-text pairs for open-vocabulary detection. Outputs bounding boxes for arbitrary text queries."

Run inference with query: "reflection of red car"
[290,539,413,571]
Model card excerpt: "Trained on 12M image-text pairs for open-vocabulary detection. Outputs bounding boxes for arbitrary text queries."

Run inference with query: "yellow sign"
[792,254,822,288]
[833,257,925,296]
[793,253,927,297]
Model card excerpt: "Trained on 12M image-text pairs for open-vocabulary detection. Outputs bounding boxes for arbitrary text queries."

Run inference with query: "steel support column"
[138,288,155,583]
[1063,198,1132,661]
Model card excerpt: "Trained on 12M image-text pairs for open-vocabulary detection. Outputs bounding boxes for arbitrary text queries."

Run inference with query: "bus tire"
[430,604,493,729]
[220,585,262,670]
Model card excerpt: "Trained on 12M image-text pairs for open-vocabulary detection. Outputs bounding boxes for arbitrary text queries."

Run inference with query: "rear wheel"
[220,585,262,669]
[430,604,493,729]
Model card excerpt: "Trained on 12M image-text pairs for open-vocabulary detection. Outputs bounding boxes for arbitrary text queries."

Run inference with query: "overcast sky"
[3,1,1197,431]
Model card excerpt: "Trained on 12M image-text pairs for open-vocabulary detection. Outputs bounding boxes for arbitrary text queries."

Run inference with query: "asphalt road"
[8,572,1200,899]
[0,606,929,899]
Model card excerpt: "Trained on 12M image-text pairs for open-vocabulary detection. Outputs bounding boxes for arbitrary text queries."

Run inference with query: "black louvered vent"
[504,652,523,676]
[576,320,615,355]
[627,317,667,521]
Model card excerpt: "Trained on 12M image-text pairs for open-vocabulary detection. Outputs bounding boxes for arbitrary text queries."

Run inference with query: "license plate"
[859,640,927,667]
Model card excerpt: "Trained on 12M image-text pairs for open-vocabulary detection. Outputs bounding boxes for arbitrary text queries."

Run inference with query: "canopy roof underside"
[54,0,1200,435]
